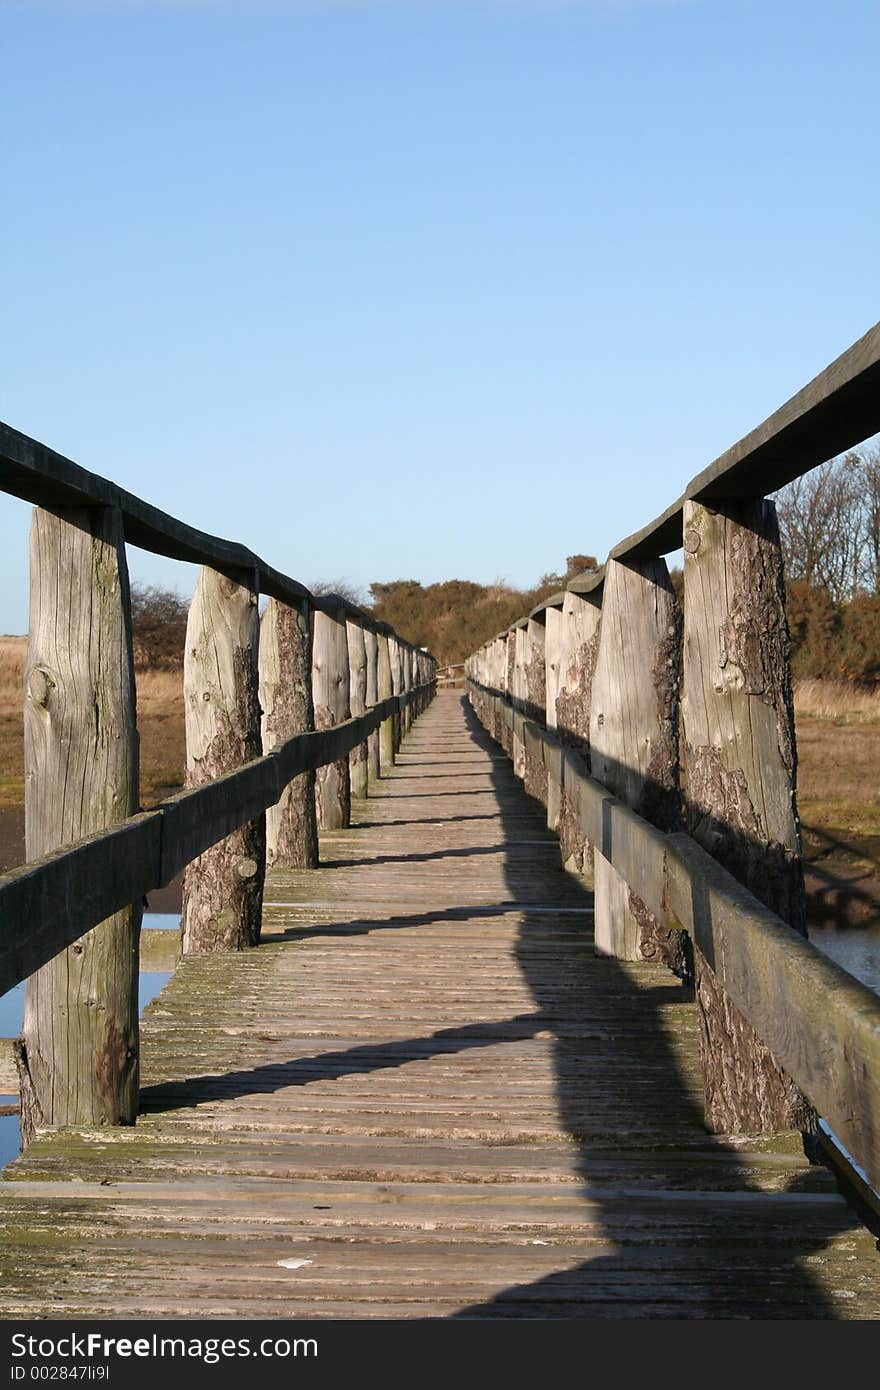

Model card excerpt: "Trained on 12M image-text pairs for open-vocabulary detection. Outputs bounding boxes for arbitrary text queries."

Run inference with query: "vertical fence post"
[402,645,413,735]
[312,602,351,829]
[364,625,380,785]
[502,631,515,758]
[259,595,318,870]
[512,625,528,779]
[389,636,403,753]
[589,558,682,963]
[524,615,547,804]
[181,567,265,954]
[346,615,369,800]
[555,590,602,877]
[19,505,140,1140]
[544,605,563,831]
[682,497,812,1133]
[377,629,395,773]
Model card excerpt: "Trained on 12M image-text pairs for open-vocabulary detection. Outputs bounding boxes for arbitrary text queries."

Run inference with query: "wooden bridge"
[1,322,880,1318]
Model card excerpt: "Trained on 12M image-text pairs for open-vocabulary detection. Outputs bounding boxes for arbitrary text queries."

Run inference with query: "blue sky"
[1,0,879,632]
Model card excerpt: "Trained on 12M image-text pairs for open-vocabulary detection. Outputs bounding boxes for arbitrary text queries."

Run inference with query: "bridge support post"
[682,497,812,1134]
[377,631,395,772]
[512,626,528,779]
[19,505,141,1141]
[365,626,381,784]
[402,645,413,735]
[182,567,265,953]
[554,590,602,877]
[389,636,403,753]
[312,603,351,829]
[346,616,369,799]
[259,596,318,870]
[524,616,547,804]
[590,558,684,966]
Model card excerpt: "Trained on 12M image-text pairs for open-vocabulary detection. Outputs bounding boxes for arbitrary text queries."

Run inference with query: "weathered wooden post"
[554,589,602,877]
[377,629,395,773]
[544,604,564,831]
[19,505,140,1140]
[312,601,351,829]
[590,558,683,965]
[182,567,265,954]
[402,645,414,735]
[346,615,369,800]
[524,615,547,803]
[259,595,318,870]
[389,635,403,753]
[502,630,516,757]
[681,496,811,1133]
[512,624,528,779]
[364,625,380,784]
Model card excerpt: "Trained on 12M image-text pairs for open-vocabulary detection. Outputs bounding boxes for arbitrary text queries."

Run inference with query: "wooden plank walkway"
[0,689,877,1319]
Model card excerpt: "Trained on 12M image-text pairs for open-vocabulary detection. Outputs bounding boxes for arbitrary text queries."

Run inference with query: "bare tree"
[775,454,865,604]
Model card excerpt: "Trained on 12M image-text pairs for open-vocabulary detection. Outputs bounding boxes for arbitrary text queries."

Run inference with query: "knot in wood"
[236,857,259,879]
[27,665,55,709]
[684,527,701,556]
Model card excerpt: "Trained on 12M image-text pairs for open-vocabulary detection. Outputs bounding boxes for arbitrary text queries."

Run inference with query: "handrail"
[0,419,434,652]
[0,682,434,997]
[464,318,880,1200]
[467,676,880,1195]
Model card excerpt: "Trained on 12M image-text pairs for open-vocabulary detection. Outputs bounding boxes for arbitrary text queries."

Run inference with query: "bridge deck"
[0,690,877,1319]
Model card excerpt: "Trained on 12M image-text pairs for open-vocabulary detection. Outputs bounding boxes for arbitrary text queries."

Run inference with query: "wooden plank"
[666,833,880,1189]
[0,689,872,1320]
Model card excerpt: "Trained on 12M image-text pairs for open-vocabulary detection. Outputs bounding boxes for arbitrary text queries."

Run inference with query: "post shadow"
[452,695,859,1319]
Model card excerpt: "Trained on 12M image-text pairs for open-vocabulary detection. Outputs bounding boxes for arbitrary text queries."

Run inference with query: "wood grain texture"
[364,627,380,784]
[259,597,318,871]
[555,591,602,878]
[377,633,394,773]
[346,618,369,800]
[181,568,265,954]
[20,505,141,1138]
[682,497,808,1134]
[589,559,681,963]
[312,607,351,831]
[1,691,873,1321]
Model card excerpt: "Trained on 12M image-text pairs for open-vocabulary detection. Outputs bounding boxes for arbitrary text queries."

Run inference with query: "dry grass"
[0,637,184,810]
[794,678,880,724]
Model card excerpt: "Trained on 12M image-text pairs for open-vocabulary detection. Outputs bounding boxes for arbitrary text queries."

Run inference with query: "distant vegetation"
[776,446,880,684]
[369,556,598,667]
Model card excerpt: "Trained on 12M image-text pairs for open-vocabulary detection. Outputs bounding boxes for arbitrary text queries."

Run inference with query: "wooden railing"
[465,320,880,1197]
[0,422,435,1138]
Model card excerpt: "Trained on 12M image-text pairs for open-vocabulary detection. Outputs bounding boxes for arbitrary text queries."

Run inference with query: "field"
[1,635,878,927]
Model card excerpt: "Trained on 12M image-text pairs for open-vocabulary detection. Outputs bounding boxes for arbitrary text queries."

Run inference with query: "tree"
[129,583,188,670]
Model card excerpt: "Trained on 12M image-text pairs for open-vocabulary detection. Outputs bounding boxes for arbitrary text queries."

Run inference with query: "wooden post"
[364,626,380,784]
[389,636,403,753]
[502,631,516,757]
[589,558,683,965]
[491,638,506,745]
[524,616,547,804]
[512,626,528,779]
[19,505,140,1140]
[259,596,318,870]
[312,603,351,829]
[682,497,812,1134]
[555,590,602,877]
[181,567,265,954]
[346,616,369,800]
[377,631,394,773]
[402,645,414,735]
[544,605,563,831]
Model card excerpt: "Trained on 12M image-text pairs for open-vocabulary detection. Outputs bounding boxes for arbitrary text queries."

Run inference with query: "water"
[808,925,880,996]
[0,964,173,1172]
